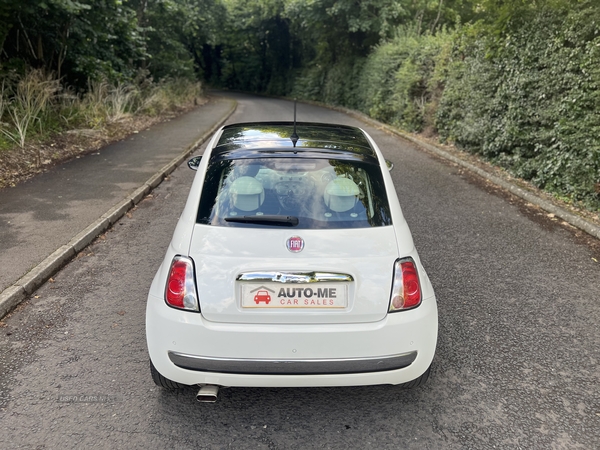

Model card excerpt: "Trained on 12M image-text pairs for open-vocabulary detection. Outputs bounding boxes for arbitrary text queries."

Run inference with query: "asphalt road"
[0,97,234,295]
[0,93,599,449]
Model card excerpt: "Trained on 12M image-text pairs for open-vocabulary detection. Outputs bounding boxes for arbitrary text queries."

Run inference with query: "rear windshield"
[197,157,392,229]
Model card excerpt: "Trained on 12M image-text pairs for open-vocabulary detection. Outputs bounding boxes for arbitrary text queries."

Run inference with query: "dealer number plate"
[241,283,348,308]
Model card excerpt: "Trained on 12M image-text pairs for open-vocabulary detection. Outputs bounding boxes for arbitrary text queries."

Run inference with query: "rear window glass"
[197,158,392,229]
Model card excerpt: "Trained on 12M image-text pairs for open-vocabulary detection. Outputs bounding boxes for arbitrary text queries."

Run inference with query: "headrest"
[324,177,359,212]
[230,176,265,211]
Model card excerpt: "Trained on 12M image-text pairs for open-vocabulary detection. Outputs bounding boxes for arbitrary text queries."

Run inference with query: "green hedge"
[290,4,600,210]
[437,4,600,208]
[293,29,453,134]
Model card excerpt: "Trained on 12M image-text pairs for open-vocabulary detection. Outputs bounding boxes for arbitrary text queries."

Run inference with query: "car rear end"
[146,122,438,388]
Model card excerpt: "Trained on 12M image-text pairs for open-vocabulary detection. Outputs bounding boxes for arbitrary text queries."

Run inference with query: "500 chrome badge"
[286,236,304,253]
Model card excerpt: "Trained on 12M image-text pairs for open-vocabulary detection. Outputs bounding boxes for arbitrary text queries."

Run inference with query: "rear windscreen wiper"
[224,215,299,227]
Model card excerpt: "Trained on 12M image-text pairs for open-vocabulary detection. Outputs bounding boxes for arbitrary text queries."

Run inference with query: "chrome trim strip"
[168,351,417,375]
[236,271,354,283]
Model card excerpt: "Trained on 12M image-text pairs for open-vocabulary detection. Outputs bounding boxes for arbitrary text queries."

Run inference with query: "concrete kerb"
[0,97,237,319]
[19,245,76,295]
[302,99,600,241]
[131,184,151,204]
[0,286,25,319]
[70,218,111,253]
[390,131,600,241]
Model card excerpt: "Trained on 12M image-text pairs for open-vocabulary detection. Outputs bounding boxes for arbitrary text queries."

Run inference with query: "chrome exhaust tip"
[196,385,219,403]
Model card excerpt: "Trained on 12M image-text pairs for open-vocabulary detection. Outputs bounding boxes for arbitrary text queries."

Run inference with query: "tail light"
[165,256,199,311]
[389,258,422,312]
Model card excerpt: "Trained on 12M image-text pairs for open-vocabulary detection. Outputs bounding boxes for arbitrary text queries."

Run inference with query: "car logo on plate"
[286,236,304,253]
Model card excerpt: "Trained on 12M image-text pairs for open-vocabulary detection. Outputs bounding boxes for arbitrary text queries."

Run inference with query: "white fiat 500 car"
[146,121,438,401]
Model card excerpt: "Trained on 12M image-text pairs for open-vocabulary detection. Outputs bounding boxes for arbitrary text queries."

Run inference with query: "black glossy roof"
[216,122,376,157]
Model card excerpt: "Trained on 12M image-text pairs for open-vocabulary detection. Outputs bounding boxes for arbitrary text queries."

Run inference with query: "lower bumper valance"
[168,351,417,375]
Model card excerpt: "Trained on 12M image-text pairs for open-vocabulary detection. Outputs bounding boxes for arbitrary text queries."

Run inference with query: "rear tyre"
[398,365,431,389]
[150,361,189,390]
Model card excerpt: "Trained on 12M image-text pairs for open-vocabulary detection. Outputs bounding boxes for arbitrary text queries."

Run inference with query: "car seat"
[323,177,359,213]
[229,176,265,212]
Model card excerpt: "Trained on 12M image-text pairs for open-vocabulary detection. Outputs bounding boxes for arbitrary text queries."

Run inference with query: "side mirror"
[187,155,202,171]
[385,159,394,171]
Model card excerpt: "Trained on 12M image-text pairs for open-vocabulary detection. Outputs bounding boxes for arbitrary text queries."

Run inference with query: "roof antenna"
[290,99,299,148]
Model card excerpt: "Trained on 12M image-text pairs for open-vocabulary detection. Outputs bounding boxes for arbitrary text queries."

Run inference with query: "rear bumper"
[146,293,437,387]
[168,350,417,375]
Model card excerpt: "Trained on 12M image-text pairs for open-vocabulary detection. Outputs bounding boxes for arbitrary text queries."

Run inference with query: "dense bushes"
[0,1,219,153]
[0,0,225,88]
[290,3,600,210]
[360,29,452,133]
[292,29,452,134]
[0,71,203,150]
[2,0,598,209]
[437,3,600,208]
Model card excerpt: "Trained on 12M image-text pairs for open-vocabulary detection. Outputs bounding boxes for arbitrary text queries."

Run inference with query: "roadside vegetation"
[1,0,598,211]
[0,0,220,187]
[218,0,600,211]
[0,72,202,187]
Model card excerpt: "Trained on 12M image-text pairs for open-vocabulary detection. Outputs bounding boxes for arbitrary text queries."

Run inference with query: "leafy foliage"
[0,70,59,147]
[218,0,298,93]
[1,0,598,208]
[437,1,600,208]
[0,0,145,87]
[355,28,452,131]
[0,70,202,153]
[0,0,226,87]
[135,0,226,82]
[286,0,600,209]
